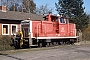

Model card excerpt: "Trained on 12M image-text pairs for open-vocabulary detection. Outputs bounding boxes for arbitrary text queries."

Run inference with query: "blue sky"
[34,0,90,14]
[83,0,90,13]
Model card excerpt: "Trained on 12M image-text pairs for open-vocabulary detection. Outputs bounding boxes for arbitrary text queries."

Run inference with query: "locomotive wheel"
[14,40,20,49]
[60,41,65,45]
[56,42,59,45]
[50,42,53,47]
[40,43,42,47]
[58,42,61,45]
[46,43,50,47]
[66,41,70,45]
[70,39,75,45]
[53,42,57,46]
[38,43,42,47]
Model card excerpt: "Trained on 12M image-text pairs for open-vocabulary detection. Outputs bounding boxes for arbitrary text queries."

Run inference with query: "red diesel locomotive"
[12,13,79,48]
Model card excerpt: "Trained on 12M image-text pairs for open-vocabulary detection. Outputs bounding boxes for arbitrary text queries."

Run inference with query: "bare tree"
[1,0,36,13]
[22,0,36,13]
[35,4,54,15]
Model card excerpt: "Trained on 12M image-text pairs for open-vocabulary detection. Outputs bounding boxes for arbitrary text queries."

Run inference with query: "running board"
[35,36,79,39]
[29,45,38,47]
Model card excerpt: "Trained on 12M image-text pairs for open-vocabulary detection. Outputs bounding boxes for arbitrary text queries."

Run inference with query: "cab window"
[51,16,58,22]
[60,17,65,23]
[60,17,68,24]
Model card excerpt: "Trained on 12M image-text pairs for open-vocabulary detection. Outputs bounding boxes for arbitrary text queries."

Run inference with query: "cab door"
[21,22,30,38]
[22,27,29,37]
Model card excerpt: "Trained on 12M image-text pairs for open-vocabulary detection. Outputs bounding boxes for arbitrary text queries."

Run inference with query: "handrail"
[36,23,41,43]
[36,22,46,39]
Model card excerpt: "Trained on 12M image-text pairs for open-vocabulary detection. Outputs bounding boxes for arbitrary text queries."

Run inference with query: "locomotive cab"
[44,13,68,24]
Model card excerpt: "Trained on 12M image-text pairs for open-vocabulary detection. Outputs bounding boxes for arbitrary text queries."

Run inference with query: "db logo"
[61,27,65,32]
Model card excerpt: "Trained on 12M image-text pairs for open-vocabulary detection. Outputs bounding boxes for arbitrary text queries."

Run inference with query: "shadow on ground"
[0,53,24,60]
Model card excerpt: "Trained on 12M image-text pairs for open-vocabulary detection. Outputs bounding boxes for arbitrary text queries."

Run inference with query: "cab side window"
[60,17,65,23]
[51,17,58,22]
[60,17,68,24]
[64,18,68,24]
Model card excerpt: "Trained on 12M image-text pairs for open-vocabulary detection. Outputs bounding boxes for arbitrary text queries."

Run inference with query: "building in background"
[0,6,43,35]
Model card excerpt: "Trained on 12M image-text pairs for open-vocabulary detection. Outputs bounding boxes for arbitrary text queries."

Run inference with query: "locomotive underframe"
[12,36,78,49]
[23,36,78,48]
